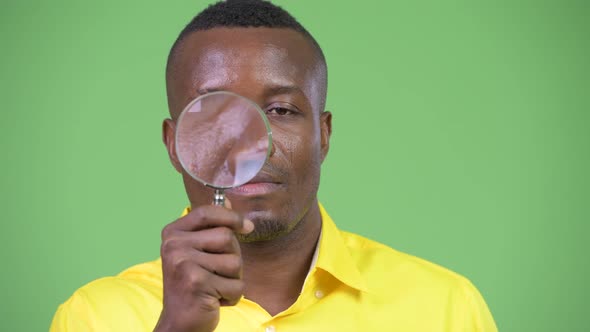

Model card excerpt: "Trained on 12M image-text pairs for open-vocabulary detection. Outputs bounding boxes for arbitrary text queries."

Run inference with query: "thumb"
[224,198,254,234]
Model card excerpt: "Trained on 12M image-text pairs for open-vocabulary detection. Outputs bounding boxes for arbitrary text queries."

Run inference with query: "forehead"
[167,27,324,114]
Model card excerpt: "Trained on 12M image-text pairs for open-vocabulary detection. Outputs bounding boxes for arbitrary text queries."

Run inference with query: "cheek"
[182,172,215,206]
[272,118,322,186]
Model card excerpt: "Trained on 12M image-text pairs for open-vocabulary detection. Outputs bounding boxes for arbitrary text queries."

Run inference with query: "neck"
[240,201,322,316]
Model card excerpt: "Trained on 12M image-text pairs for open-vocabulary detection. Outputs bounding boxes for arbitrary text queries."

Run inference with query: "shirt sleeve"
[49,290,97,332]
[49,276,162,331]
[460,278,498,332]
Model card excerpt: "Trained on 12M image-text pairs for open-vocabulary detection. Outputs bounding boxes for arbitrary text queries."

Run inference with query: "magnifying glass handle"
[213,188,225,206]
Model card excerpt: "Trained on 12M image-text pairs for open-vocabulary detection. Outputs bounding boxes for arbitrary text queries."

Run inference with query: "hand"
[154,202,254,332]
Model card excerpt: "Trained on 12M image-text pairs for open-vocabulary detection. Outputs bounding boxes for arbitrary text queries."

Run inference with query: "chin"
[235,202,298,243]
[236,219,290,243]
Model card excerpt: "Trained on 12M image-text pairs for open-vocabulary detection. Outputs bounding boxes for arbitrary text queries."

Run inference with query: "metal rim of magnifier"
[174,90,273,190]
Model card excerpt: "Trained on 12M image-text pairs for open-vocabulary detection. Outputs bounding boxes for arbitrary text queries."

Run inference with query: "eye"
[266,107,295,116]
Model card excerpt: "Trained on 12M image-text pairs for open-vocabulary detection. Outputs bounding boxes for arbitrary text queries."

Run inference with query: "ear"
[319,111,332,163]
[162,118,183,173]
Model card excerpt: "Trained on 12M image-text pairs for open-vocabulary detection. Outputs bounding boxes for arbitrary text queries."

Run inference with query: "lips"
[228,172,283,196]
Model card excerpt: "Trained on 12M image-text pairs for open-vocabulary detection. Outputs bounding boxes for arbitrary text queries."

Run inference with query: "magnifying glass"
[175,91,272,206]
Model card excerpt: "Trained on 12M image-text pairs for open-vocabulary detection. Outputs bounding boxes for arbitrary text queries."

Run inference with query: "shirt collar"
[316,203,369,293]
[180,204,368,292]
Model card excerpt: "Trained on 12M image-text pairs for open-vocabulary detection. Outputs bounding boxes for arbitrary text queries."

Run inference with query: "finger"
[223,198,254,235]
[196,252,242,279]
[167,261,244,306]
[209,275,245,307]
[161,226,242,258]
[163,226,240,255]
[192,227,241,254]
[170,205,253,234]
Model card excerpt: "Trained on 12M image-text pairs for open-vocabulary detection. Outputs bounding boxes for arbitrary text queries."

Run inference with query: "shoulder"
[340,230,475,293]
[50,259,163,331]
[339,230,497,331]
[77,258,162,301]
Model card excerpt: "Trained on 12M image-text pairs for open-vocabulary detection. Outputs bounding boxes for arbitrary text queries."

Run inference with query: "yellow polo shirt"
[51,205,497,331]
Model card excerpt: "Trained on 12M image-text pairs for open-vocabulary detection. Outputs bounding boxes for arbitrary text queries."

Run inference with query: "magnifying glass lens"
[175,92,272,192]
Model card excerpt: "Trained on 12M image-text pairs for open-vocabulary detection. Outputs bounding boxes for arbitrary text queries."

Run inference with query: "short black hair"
[166,0,327,90]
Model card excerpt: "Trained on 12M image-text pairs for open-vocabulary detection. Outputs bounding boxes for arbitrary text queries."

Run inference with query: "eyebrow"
[265,85,304,96]
[196,85,304,98]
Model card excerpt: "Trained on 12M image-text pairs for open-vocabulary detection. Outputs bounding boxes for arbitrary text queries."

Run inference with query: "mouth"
[227,173,283,196]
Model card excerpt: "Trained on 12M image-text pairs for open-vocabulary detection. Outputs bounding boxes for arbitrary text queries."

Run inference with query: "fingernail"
[240,219,254,234]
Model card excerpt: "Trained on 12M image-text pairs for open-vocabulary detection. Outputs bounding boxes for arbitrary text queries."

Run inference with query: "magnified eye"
[266,107,294,116]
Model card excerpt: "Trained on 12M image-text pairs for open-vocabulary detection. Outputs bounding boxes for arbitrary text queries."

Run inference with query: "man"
[51,1,498,331]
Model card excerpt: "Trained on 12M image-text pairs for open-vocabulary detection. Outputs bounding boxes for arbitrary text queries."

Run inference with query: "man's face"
[164,28,331,241]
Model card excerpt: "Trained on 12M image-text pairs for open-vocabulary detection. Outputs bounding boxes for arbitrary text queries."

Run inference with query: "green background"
[1,0,588,331]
